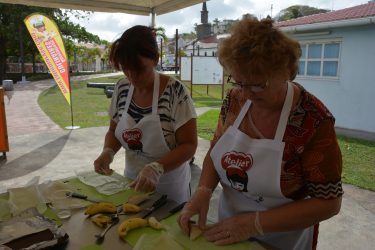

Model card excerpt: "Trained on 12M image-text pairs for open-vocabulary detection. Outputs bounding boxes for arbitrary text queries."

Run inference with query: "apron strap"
[124,70,159,115]
[152,71,160,115]
[233,100,251,129]
[232,82,293,140]
[124,84,134,113]
[274,81,294,141]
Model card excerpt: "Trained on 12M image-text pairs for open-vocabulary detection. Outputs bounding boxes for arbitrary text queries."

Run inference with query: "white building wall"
[294,24,375,133]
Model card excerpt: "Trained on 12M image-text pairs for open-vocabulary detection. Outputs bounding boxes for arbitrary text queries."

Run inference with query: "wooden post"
[160,38,163,70]
[222,69,225,99]
[190,56,193,98]
[175,29,178,74]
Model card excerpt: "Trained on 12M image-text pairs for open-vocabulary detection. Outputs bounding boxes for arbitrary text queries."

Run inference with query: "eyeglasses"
[227,75,269,92]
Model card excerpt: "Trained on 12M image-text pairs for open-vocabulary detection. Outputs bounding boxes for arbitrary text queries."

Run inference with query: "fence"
[6,63,48,73]
[5,63,113,73]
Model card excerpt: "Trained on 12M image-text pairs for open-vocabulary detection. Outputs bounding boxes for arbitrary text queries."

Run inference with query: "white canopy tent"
[0,0,205,26]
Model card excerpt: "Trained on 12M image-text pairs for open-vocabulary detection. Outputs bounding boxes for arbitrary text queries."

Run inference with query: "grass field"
[39,75,375,191]
[38,76,122,128]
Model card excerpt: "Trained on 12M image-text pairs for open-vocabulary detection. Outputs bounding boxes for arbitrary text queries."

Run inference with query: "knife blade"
[153,201,187,221]
[140,194,168,219]
[65,191,102,203]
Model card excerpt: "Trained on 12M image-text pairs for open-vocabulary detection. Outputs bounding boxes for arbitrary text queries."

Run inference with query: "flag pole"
[65,69,80,130]
[24,13,80,130]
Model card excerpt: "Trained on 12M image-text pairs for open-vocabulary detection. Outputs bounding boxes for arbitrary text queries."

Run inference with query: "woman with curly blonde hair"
[178,16,343,249]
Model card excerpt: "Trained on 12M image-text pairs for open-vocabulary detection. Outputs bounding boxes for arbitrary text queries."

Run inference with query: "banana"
[84,202,117,215]
[91,214,112,228]
[122,203,143,213]
[189,224,202,241]
[117,218,148,237]
[148,216,164,230]
[127,193,150,205]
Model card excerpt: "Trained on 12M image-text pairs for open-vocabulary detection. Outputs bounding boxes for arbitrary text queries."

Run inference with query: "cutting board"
[124,213,265,250]
[62,178,266,250]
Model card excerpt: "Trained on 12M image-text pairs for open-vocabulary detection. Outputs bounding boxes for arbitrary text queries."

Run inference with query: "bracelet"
[147,161,164,176]
[103,147,115,161]
[196,186,213,197]
[254,211,264,236]
[103,147,116,159]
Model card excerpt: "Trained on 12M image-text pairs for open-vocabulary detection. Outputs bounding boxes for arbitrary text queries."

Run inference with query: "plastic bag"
[8,177,47,215]
[0,199,14,222]
[75,170,129,195]
[39,181,89,210]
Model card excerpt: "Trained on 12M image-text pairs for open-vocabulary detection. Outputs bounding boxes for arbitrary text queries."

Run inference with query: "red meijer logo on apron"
[221,151,253,192]
[123,128,143,151]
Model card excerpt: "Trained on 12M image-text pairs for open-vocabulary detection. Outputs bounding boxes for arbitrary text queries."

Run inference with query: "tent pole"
[151,9,156,27]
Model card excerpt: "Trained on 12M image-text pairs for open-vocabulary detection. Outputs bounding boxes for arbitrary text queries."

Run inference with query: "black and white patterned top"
[109,74,197,149]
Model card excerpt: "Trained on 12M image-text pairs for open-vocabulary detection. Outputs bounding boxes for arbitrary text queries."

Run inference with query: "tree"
[180,32,197,41]
[75,46,101,71]
[153,26,167,42]
[276,5,330,21]
[0,3,106,82]
[213,18,220,26]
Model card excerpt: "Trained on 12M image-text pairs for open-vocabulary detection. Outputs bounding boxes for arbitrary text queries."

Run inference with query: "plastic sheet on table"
[75,170,130,195]
[8,177,47,215]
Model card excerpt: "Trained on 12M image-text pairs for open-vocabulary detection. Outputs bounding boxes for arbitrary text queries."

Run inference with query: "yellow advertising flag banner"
[24,13,71,105]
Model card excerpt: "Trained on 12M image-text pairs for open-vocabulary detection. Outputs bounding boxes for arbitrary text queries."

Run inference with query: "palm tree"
[153,26,167,42]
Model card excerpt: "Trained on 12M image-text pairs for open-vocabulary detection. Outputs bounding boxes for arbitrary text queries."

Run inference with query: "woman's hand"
[129,162,163,192]
[94,148,115,175]
[177,186,212,235]
[203,213,257,245]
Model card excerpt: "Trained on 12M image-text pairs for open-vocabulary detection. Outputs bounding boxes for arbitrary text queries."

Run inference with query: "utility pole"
[160,38,163,70]
[271,4,273,18]
[175,29,178,74]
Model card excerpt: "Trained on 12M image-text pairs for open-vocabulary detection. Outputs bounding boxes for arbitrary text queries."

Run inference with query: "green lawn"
[38,76,122,128]
[39,76,375,191]
[183,82,229,108]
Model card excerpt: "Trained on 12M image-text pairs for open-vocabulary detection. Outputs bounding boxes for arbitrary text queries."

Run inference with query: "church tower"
[196,1,212,40]
[201,2,208,24]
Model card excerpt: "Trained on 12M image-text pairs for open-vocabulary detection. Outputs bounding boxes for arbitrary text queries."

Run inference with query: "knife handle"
[68,192,88,200]
[141,195,168,219]
[169,201,187,213]
[152,195,168,209]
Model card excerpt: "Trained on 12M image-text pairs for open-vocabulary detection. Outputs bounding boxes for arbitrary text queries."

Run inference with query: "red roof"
[276,2,375,27]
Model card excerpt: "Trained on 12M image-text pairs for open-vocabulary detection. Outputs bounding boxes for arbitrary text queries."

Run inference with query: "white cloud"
[74,0,368,42]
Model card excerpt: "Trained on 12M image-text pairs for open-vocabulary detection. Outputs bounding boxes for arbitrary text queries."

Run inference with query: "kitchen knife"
[65,191,102,203]
[152,201,187,221]
[140,194,168,219]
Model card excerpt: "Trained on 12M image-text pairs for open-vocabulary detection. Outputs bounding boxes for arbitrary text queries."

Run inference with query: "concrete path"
[0,75,374,249]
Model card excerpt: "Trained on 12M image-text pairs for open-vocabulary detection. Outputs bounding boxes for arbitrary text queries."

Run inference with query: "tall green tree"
[153,26,167,42]
[276,5,330,21]
[0,3,106,82]
[180,32,197,41]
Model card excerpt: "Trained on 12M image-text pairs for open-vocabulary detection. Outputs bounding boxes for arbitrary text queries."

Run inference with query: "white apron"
[210,82,314,250]
[115,71,190,203]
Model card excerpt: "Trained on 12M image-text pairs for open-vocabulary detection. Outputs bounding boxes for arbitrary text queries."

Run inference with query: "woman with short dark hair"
[94,25,197,203]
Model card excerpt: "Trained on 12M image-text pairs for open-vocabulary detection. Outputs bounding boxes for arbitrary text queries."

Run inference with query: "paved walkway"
[0,75,374,249]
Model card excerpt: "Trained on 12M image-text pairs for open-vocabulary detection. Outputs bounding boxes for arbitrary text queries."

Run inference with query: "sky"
[73,0,369,42]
